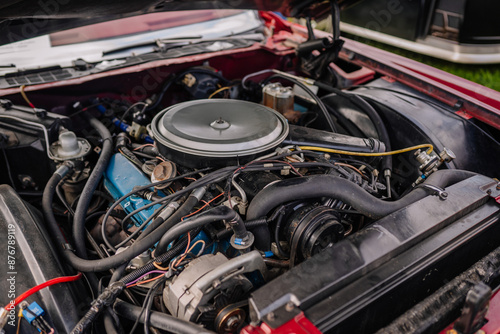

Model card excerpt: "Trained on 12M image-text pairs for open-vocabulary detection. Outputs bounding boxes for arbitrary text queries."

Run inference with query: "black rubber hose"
[71,235,193,334]
[66,216,186,272]
[331,0,340,41]
[44,166,206,334]
[73,115,113,258]
[43,170,205,272]
[152,192,204,254]
[143,276,167,334]
[350,94,392,173]
[110,263,128,284]
[247,169,477,250]
[322,93,392,173]
[155,206,245,256]
[274,210,289,258]
[103,309,122,334]
[135,197,184,241]
[263,74,337,132]
[43,163,77,247]
[113,205,163,250]
[323,103,365,137]
[110,187,206,242]
[44,180,190,272]
[216,218,268,240]
[113,299,215,334]
[116,132,143,168]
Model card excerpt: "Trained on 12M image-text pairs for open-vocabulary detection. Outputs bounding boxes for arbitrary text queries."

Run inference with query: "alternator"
[163,251,266,327]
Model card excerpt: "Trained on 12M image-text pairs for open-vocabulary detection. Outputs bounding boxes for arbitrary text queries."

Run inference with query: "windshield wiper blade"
[102,33,264,57]
[0,64,15,68]
[102,35,202,56]
[157,33,265,44]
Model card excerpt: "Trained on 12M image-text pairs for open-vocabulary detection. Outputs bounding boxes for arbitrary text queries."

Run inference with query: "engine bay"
[0,14,500,334]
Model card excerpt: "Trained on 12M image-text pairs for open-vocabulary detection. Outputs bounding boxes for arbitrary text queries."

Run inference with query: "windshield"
[0,10,262,77]
[49,10,245,46]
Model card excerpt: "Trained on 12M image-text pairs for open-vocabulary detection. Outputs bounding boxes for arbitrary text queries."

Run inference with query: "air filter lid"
[151,99,289,158]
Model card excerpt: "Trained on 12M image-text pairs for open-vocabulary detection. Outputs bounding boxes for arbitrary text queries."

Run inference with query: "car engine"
[0,43,500,334]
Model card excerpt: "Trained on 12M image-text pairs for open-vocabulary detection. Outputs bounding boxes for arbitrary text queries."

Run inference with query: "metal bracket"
[416,184,448,200]
[479,180,500,204]
[453,282,491,334]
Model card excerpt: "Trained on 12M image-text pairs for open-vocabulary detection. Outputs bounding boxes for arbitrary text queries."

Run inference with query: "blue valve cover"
[104,153,161,227]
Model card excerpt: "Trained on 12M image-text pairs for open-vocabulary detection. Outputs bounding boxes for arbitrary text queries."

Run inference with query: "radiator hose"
[73,115,113,258]
[113,299,215,334]
[247,169,477,250]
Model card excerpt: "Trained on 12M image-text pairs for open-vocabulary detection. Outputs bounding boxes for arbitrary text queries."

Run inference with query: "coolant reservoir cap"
[151,99,289,158]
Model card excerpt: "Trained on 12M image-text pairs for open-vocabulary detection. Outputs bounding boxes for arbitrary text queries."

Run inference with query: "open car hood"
[0,0,361,46]
[0,3,500,333]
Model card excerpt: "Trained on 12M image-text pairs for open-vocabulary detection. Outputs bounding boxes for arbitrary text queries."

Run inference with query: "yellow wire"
[20,85,34,108]
[153,262,170,271]
[186,239,206,254]
[208,86,232,99]
[16,309,23,334]
[154,239,206,271]
[173,239,206,268]
[296,144,433,157]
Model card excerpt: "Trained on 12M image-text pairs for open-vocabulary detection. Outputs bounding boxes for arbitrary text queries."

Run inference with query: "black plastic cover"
[284,124,385,153]
[248,175,497,329]
[0,185,85,333]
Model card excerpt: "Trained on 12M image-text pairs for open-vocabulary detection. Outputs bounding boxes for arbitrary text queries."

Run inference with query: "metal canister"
[262,82,294,116]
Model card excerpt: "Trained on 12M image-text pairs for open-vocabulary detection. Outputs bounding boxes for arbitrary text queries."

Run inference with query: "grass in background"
[343,34,500,92]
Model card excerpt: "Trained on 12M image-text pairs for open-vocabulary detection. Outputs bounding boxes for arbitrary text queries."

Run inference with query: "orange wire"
[151,192,225,270]
[173,256,185,268]
[183,232,192,255]
[173,232,191,268]
[133,144,155,151]
[181,192,225,221]
[334,162,365,177]
[171,192,224,267]
[153,262,169,271]
[126,274,164,288]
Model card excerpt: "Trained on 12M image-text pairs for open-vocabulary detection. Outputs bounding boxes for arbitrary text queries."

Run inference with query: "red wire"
[4,273,82,310]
